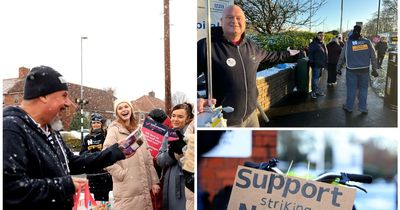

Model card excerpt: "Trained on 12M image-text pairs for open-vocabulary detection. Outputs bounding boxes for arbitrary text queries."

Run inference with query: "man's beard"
[50,116,64,131]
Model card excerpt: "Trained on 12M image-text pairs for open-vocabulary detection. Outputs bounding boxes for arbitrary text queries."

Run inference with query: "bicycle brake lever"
[343,183,368,193]
[340,173,368,193]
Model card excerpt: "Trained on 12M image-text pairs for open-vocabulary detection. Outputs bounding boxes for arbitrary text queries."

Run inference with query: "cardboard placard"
[141,118,169,158]
[227,166,356,210]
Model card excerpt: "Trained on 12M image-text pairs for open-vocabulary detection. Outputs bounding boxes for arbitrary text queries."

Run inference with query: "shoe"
[342,104,352,113]
[311,92,317,99]
[332,82,337,85]
[359,109,368,114]
[316,91,325,96]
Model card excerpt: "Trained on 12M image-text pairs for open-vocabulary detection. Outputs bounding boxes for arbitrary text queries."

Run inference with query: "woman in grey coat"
[156,103,194,210]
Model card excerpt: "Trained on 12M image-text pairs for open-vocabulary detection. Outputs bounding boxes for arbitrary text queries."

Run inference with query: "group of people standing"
[78,99,195,210]
[308,31,344,99]
[3,65,195,210]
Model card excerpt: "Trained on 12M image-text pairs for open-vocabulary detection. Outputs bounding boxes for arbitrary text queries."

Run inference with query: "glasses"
[91,121,101,124]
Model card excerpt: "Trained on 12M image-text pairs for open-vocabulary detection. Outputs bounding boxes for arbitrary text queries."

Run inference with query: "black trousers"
[377,53,385,68]
[87,173,113,201]
[327,63,337,83]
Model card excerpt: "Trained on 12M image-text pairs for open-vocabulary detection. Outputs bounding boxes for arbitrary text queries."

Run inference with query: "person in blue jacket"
[3,66,132,210]
[337,25,379,114]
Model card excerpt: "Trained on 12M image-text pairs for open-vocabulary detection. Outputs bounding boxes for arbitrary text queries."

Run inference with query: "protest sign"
[227,166,356,210]
[121,127,143,156]
[197,0,233,40]
[141,117,169,158]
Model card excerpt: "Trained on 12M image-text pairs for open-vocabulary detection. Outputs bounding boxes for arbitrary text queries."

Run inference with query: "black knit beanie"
[148,108,168,124]
[351,25,362,40]
[23,66,68,100]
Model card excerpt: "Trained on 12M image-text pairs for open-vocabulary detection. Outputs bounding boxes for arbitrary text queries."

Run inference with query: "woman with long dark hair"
[156,102,194,210]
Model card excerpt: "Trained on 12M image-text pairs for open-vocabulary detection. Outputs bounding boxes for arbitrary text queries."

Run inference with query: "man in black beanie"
[3,66,134,209]
[337,25,378,114]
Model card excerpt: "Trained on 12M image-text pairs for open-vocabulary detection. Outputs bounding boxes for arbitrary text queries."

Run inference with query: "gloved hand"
[183,170,194,192]
[371,69,379,77]
[168,129,186,158]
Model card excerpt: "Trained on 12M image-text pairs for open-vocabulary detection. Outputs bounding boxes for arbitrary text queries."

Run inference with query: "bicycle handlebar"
[345,173,373,184]
[244,161,372,185]
[313,172,373,184]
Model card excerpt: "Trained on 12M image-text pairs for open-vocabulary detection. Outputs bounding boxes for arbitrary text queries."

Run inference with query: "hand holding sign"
[119,127,144,157]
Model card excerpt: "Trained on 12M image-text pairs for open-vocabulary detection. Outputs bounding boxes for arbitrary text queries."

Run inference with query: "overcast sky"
[0,0,196,103]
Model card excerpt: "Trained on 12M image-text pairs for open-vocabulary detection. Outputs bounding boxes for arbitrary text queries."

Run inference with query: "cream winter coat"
[103,121,159,210]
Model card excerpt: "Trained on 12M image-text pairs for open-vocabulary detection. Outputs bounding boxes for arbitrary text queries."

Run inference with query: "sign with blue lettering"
[197,0,234,40]
[227,166,356,210]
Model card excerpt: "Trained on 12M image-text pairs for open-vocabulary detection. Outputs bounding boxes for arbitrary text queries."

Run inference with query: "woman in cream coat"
[103,99,160,210]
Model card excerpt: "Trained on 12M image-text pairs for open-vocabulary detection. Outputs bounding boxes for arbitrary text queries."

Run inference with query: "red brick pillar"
[199,130,277,204]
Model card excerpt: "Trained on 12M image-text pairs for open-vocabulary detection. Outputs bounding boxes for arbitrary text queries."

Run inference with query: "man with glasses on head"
[308,31,328,99]
[197,5,299,127]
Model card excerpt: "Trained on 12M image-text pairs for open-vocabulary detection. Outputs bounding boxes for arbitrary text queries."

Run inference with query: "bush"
[249,31,336,69]
[60,131,82,152]
[251,31,336,51]
[69,112,90,131]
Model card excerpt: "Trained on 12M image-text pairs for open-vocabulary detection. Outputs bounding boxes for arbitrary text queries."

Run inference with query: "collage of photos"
[1,0,398,210]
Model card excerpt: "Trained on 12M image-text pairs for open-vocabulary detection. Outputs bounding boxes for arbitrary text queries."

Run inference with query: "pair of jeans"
[345,69,369,111]
[311,66,323,93]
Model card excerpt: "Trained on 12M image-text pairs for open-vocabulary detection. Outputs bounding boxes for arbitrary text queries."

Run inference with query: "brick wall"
[199,130,277,204]
[256,68,295,113]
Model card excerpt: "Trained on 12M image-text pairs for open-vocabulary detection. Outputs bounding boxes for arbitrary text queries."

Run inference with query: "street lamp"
[79,36,88,142]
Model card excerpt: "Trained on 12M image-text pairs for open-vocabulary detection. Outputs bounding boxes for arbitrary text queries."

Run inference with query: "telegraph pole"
[164,0,172,114]
[376,0,381,35]
[340,0,344,34]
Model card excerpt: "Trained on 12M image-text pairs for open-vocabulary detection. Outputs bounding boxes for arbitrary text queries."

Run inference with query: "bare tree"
[235,0,327,34]
[172,91,190,107]
[363,0,397,37]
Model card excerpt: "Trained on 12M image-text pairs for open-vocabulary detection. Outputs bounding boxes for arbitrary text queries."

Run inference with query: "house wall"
[199,130,277,203]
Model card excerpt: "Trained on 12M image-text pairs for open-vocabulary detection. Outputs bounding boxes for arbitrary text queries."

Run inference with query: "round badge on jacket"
[226,58,236,67]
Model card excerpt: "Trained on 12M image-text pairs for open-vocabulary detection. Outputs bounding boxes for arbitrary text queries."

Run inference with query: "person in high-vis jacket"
[337,25,379,114]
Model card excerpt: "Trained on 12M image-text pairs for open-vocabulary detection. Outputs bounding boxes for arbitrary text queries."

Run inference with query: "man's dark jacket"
[197,27,290,126]
[375,41,388,55]
[326,41,342,64]
[3,106,125,210]
[308,37,328,68]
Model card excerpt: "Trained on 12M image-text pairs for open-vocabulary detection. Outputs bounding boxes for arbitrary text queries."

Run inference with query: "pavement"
[262,62,398,127]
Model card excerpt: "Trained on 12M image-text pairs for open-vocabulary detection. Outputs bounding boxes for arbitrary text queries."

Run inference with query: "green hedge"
[249,31,336,69]
[61,132,82,152]
[251,31,336,51]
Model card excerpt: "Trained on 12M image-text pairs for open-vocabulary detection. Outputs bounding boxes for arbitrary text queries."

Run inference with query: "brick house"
[3,67,116,130]
[131,91,166,124]
[199,130,277,205]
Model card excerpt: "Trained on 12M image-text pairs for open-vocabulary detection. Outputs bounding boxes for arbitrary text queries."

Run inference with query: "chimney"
[149,91,155,98]
[19,67,30,78]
